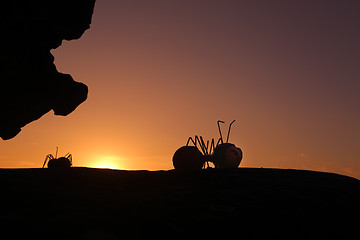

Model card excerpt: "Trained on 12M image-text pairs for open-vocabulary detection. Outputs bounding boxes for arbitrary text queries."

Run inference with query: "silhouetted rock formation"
[1,0,96,140]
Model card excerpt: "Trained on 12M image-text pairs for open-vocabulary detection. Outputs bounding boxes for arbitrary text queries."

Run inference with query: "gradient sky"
[1,0,359,178]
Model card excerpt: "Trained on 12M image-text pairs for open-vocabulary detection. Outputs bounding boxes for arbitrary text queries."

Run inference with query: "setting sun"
[91,155,123,169]
[95,162,117,169]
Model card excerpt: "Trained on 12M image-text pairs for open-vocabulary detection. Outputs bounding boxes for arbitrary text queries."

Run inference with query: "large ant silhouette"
[173,120,243,170]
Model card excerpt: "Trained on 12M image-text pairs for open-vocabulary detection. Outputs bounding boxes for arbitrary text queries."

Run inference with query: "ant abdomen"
[172,146,205,170]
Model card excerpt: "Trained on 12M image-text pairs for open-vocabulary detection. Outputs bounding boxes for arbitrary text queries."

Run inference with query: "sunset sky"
[1,0,359,178]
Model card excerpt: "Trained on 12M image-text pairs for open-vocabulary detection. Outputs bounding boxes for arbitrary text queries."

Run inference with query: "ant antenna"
[226,120,235,143]
[55,147,58,159]
[217,120,225,144]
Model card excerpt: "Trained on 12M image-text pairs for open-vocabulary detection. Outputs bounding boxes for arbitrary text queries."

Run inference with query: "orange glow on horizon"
[83,155,124,170]
[93,162,119,170]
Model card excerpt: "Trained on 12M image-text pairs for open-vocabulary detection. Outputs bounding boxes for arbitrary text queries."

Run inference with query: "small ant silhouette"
[42,147,72,169]
[173,120,243,170]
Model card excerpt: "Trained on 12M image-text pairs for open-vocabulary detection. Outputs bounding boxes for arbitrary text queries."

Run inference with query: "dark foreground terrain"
[0,168,359,239]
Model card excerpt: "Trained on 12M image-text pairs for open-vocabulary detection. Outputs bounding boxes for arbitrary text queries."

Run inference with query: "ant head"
[212,143,242,168]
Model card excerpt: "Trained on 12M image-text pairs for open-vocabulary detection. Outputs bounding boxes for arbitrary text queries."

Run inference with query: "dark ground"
[0,167,359,239]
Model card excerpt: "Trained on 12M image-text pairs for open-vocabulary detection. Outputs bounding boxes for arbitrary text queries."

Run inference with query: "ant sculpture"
[42,147,73,169]
[172,120,243,170]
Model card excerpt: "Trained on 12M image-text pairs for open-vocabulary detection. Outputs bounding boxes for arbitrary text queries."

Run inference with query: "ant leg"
[209,139,215,154]
[186,137,197,146]
[195,136,207,155]
[42,157,48,168]
[187,136,207,155]
[42,154,53,168]
[68,154,73,167]
[199,136,208,155]
[226,120,236,143]
[216,138,222,147]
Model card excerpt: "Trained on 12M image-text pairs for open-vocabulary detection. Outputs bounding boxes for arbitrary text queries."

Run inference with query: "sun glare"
[96,162,118,169]
[92,155,123,170]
